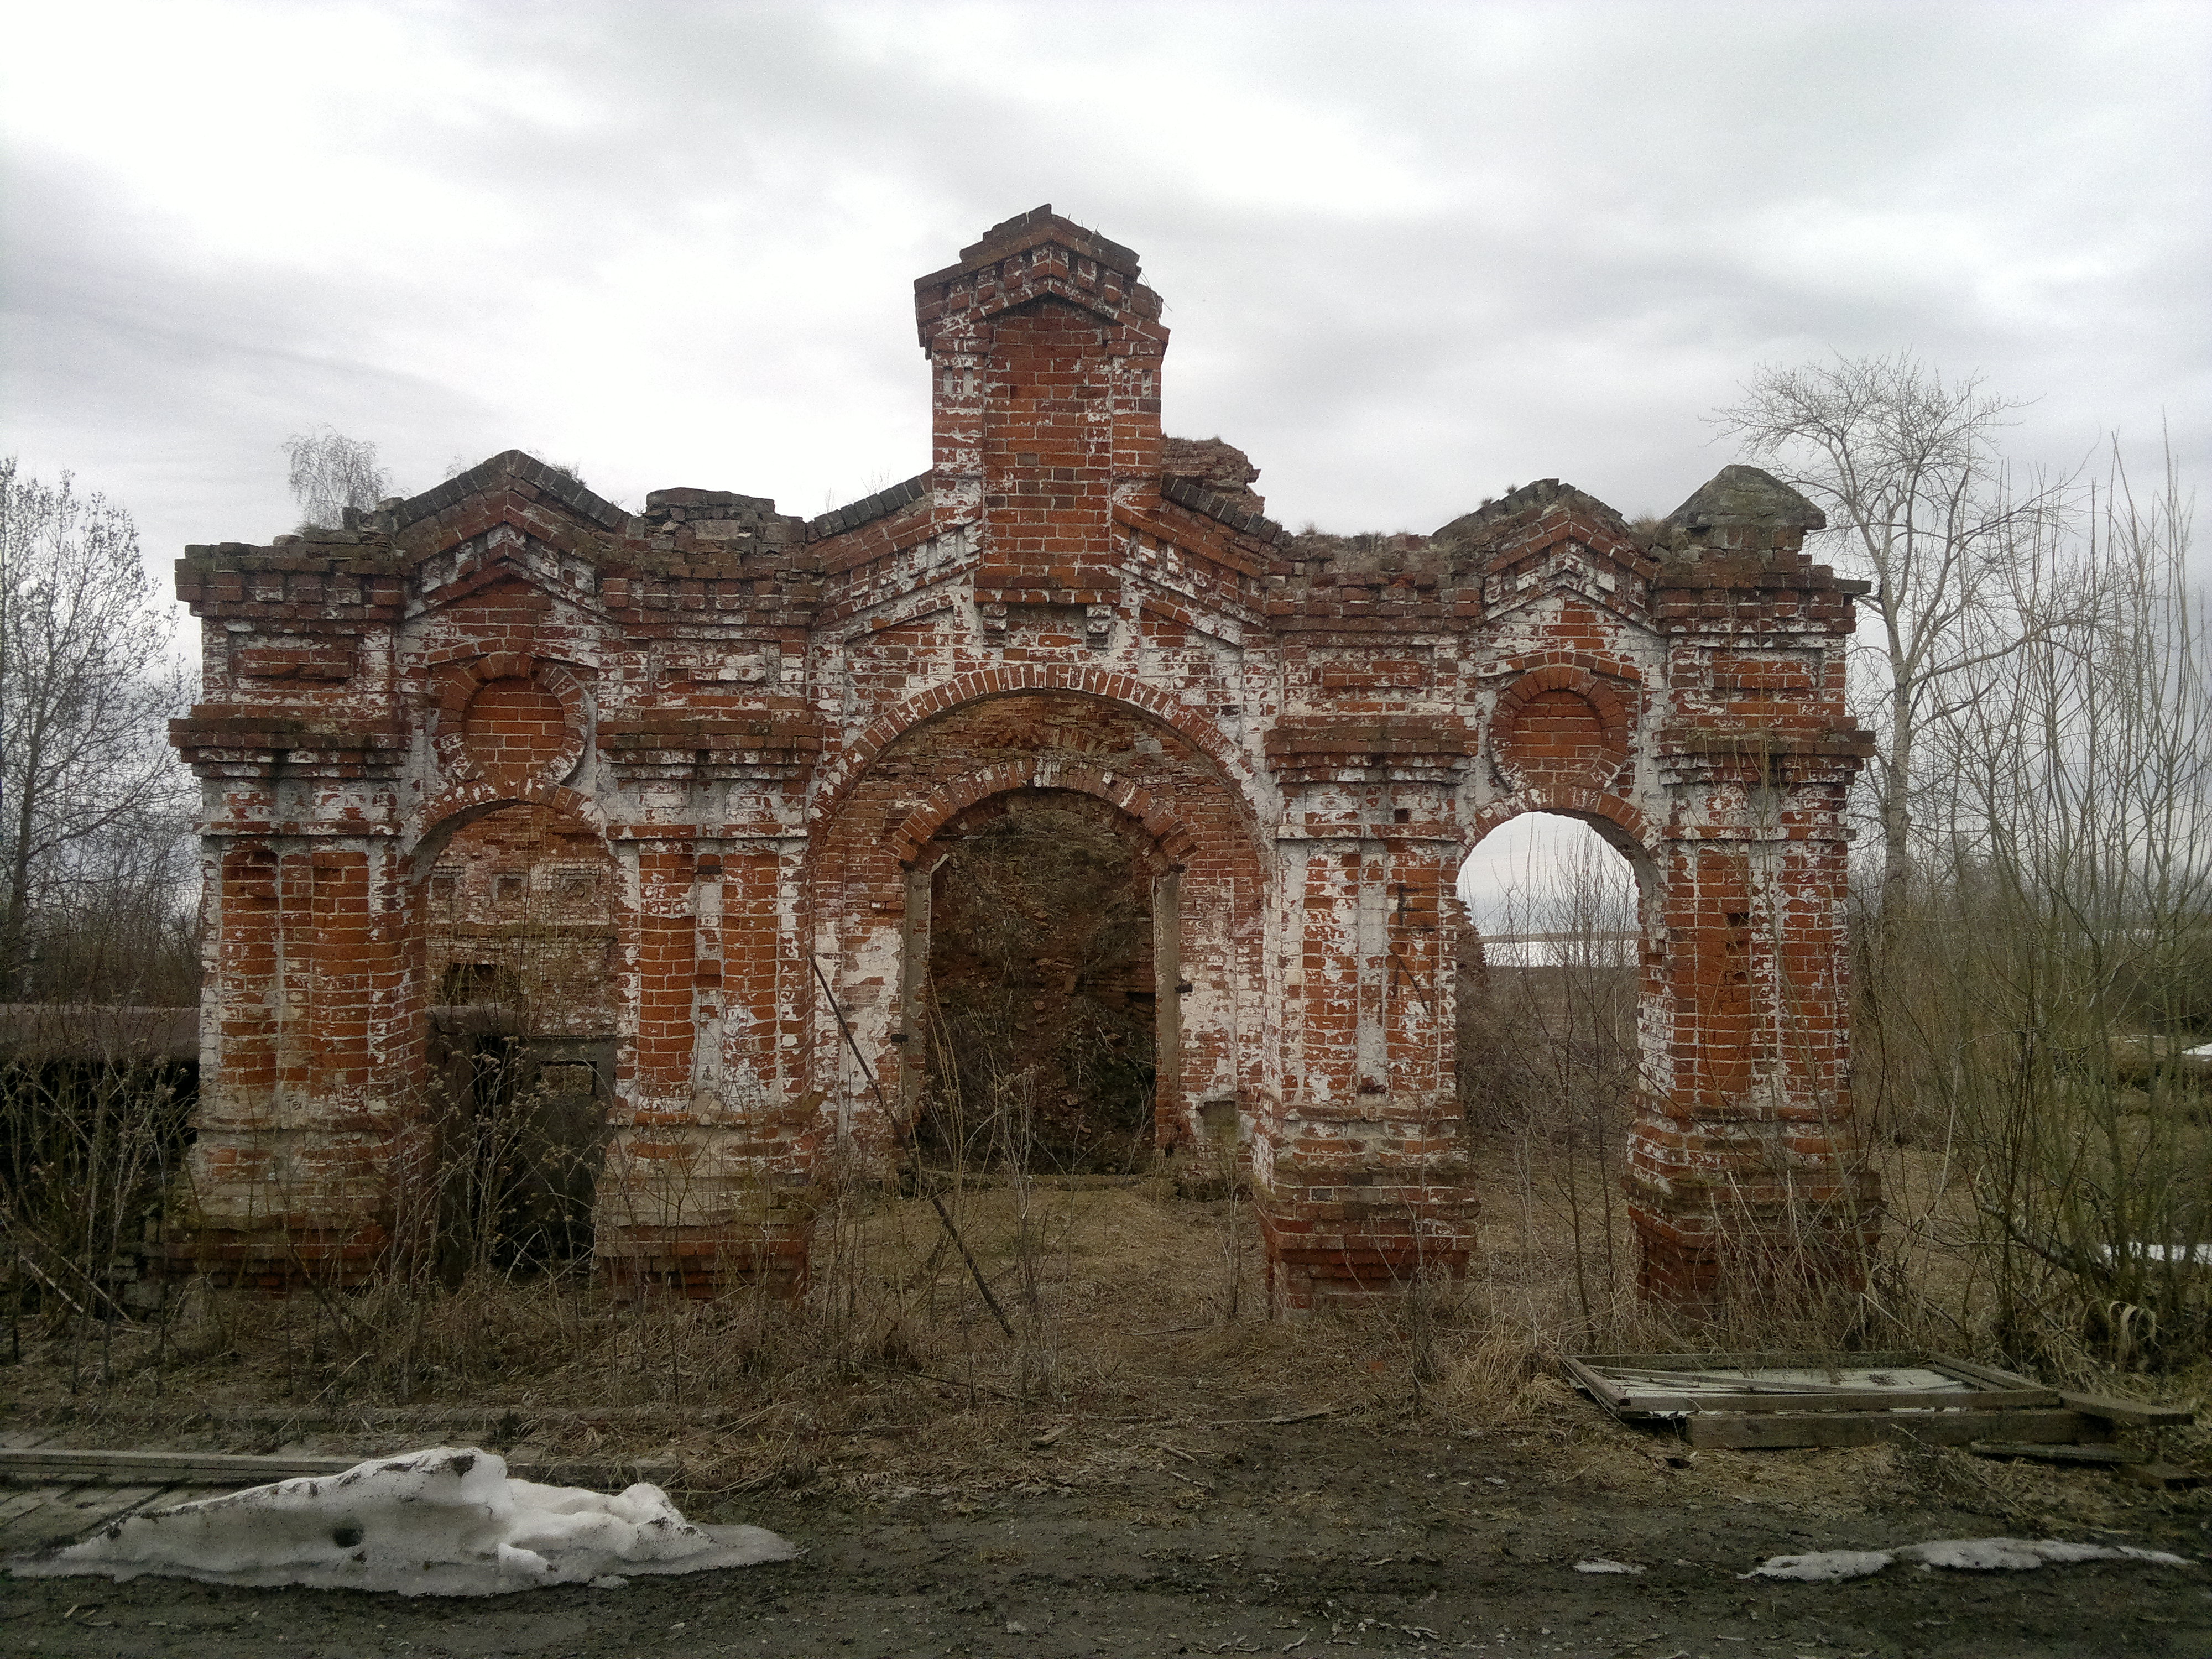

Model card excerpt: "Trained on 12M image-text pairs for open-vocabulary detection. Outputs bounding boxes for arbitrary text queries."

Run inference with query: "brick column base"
[1257,1195,1472,1314]
[163,1225,397,1291]
[1630,1192,1880,1313]
[595,1222,813,1300]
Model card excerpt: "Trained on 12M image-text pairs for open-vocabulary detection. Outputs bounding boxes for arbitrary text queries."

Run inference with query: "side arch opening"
[1455,810,1656,1321]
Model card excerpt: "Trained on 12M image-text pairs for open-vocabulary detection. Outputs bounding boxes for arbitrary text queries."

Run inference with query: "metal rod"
[810,954,1016,1339]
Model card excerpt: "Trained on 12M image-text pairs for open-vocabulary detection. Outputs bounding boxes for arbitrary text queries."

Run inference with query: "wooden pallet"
[0,1482,185,1554]
[0,1447,680,1491]
[1563,1349,2192,1451]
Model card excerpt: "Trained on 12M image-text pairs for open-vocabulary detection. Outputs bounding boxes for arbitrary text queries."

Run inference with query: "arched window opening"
[1458,813,1640,969]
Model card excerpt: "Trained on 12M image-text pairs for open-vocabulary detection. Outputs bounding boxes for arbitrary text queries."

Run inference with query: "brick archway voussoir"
[1498,648,1644,687]
[888,759,1194,868]
[1464,787,1658,862]
[813,665,1251,832]
[414,778,609,869]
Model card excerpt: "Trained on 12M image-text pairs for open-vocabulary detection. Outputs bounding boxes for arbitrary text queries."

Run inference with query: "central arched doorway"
[805,681,1271,1167]
[913,788,1164,1175]
[798,684,1274,1348]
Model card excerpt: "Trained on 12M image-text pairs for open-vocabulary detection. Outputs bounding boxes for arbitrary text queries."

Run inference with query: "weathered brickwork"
[172,207,1875,1309]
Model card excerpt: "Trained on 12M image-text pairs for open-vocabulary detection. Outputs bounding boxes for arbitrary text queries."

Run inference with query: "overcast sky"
[4,0,2207,907]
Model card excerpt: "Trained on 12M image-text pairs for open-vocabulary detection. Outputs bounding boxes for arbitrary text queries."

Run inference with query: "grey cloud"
[0,0,2203,572]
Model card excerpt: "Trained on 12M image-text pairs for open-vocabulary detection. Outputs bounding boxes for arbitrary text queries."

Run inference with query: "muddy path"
[5,1421,2207,1657]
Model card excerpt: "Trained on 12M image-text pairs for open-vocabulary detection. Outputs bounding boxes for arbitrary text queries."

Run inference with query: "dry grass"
[10,1138,2211,1522]
[7,1150,1639,1484]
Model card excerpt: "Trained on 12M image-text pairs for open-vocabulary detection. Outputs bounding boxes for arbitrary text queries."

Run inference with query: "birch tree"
[0,458,189,994]
[1714,354,2070,938]
[283,426,390,529]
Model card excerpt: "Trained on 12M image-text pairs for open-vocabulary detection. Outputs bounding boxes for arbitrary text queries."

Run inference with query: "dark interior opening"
[419,800,622,1283]
[917,789,1156,1173]
[426,1024,611,1284]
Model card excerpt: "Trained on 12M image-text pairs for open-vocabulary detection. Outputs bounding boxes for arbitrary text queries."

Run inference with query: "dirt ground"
[6,1180,2211,1655]
[3,1413,2210,1658]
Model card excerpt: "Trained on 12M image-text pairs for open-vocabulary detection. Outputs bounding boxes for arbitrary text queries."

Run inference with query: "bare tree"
[1896,440,2210,1363]
[284,425,391,529]
[1714,354,2071,937]
[0,458,191,994]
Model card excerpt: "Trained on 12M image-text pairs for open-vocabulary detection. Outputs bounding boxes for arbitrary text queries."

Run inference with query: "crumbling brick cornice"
[1160,476,1290,545]
[807,473,934,541]
[1661,724,1876,761]
[385,450,632,536]
[1263,717,1473,759]
[913,204,1166,350]
[169,709,408,779]
[598,711,823,753]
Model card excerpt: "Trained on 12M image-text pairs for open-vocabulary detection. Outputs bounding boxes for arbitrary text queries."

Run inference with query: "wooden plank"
[1604,1371,1853,1395]
[1933,1354,2194,1426]
[0,1447,677,1492]
[1684,1407,2108,1451]
[0,1485,86,1550]
[2120,1462,2208,1490]
[0,1430,56,1452]
[1613,1385,2058,1417]
[1575,1350,1927,1373]
[2055,1390,2195,1428]
[1928,1354,2048,1391]
[1561,1355,1634,1410]
[1969,1441,2149,1465]
[1573,1352,2056,1418]
[0,1486,60,1527]
[34,1483,169,1546]
[8,1401,735,1430]
[0,1449,357,1486]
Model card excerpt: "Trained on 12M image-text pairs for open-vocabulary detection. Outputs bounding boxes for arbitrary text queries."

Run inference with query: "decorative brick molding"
[1488,663,1635,792]
[429,653,589,788]
[172,207,1871,1311]
[810,662,1256,832]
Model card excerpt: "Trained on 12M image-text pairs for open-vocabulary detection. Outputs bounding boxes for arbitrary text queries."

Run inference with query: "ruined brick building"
[173,207,1876,1308]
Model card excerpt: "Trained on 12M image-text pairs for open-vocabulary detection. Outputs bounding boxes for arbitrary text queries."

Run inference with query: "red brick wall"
[172,211,1870,1309]
[462,677,570,781]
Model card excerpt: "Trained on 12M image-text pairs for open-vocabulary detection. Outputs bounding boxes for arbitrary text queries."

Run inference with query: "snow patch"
[1897,1538,2190,1572]
[2095,1242,2212,1267]
[1746,1537,2191,1583]
[1573,1558,1644,1574]
[1746,1548,1895,1582]
[9,1446,798,1597]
